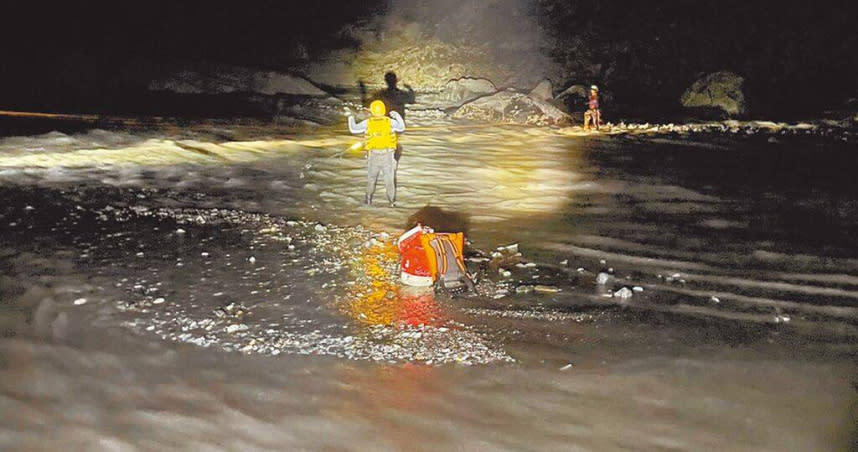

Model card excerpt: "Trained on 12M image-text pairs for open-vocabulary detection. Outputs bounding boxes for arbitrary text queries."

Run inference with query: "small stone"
[248,256,256,264]
[614,287,633,299]
[534,285,560,294]
[710,296,720,303]
[314,224,327,232]
[176,228,186,234]
[632,286,644,292]
[596,272,613,285]
[515,285,534,294]
[153,297,165,304]
[73,298,88,306]
[226,324,249,333]
[560,364,573,371]
[498,243,519,254]
[560,259,568,266]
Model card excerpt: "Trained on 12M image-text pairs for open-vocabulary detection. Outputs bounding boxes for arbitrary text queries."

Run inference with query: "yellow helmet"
[370,100,386,117]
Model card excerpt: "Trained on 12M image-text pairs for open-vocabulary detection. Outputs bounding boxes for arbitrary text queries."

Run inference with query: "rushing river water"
[0,118,856,451]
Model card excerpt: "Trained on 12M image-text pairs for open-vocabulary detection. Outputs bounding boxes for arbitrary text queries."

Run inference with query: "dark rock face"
[556,84,591,115]
[680,72,746,117]
[149,65,329,97]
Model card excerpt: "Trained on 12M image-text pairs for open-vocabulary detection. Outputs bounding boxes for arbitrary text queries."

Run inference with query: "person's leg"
[393,143,401,186]
[595,110,601,130]
[583,111,591,130]
[381,151,396,205]
[366,153,381,204]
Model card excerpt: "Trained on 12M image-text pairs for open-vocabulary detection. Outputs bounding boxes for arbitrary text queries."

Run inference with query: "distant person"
[347,100,405,207]
[583,85,601,131]
[373,72,415,120]
[370,72,415,162]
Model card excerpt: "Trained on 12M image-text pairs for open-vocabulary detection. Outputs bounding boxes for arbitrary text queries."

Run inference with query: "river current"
[0,118,855,450]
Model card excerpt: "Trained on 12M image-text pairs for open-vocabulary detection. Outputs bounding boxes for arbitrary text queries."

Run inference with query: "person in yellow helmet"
[347,100,406,207]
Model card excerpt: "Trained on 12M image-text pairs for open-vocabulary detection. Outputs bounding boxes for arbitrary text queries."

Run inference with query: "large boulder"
[149,65,329,97]
[680,71,746,117]
[441,78,497,105]
[453,90,570,125]
[528,79,554,102]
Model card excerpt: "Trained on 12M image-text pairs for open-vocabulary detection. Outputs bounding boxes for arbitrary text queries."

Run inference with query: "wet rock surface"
[680,71,747,117]
[149,64,330,97]
[0,193,520,365]
[453,90,571,125]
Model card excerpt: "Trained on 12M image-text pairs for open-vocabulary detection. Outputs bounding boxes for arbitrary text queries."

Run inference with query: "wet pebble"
[613,287,633,299]
[226,324,249,333]
[534,285,560,294]
[596,272,613,285]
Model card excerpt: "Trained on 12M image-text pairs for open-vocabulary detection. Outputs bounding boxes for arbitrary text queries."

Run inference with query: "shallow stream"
[0,119,856,450]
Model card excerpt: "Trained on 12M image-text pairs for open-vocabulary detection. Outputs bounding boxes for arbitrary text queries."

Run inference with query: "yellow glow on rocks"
[348,38,518,91]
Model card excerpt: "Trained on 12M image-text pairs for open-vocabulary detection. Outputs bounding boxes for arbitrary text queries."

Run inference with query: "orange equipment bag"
[419,231,475,294]
[397,224,435,287]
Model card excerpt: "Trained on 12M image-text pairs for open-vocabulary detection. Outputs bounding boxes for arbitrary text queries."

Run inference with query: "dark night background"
[1,1,856,119]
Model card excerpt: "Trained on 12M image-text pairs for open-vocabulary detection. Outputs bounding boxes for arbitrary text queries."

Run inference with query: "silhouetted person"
[367,72,415,162]
[374,72,415,121]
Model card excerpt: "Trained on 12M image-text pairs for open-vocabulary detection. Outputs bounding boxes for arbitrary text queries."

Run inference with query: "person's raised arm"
[403,83,416,104]
[389,111,406,133]
[348,113,368,134]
